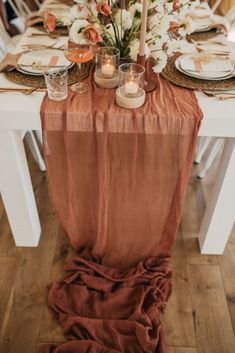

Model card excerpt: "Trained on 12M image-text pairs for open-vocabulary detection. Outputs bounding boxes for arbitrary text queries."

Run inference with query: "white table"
[0,31,235,254]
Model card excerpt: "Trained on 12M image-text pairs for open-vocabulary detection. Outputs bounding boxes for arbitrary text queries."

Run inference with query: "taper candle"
[139,0,148,56]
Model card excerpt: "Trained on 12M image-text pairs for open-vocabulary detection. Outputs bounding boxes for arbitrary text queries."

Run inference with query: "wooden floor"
[0,140,235,353]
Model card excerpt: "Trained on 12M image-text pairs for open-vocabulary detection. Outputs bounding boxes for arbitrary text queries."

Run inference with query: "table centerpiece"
[52,0,199,73]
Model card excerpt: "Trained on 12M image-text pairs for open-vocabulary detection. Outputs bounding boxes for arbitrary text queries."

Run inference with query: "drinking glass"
[64,42,93,93]
[44,68,68,101]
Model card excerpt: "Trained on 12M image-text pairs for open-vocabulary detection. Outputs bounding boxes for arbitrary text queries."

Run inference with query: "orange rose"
[44,12,56,32]
[96,1,112,16]
[82,25,102,44]
[169,21,179,32]
[173,0,180,11]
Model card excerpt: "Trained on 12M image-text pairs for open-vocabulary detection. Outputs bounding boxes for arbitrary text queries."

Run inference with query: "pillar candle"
[139,0,148,56]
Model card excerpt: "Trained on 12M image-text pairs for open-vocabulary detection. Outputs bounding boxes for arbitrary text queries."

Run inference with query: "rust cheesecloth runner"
[40,73,202,353]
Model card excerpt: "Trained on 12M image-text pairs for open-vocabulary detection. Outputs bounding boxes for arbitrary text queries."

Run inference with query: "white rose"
[152,50,167,73]
[115,9,132,31]
[69,19,89,44]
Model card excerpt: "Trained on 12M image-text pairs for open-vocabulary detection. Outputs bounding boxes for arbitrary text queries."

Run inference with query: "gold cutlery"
[196,40,227,46]
[196,48,231,56]
[42,6,69,10]
[27,33,60,39]
[19,64,66,69]
[0,87,45,94]
[201,90,235,100]
[21,43,64,50]
[187,37,228,46]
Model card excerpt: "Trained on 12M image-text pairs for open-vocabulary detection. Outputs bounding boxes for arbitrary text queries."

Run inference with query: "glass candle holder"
[118,63,145,98]
[94,47,120,89]
[116,63,146,109]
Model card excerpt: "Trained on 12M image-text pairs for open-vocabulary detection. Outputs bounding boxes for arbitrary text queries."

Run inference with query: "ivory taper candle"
[139,0,148,56]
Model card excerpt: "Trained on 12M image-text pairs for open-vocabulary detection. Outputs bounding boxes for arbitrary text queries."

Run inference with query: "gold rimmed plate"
[17,48,73,76]
[175,54,234,81]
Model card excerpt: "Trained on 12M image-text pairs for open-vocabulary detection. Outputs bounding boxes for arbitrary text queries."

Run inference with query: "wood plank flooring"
[0,139,234,353]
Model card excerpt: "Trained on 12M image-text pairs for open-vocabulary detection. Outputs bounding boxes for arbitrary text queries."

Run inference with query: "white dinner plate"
[17,49,73,76]
[175,56,234,81]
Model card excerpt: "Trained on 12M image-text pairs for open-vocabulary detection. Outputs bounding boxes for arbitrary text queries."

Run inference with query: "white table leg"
[0,130,41,246]
[199,137,235,254]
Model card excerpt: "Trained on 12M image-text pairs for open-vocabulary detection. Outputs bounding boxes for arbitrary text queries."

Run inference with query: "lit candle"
[125,81,139,95]
[101,61,115,77]
[139,0,148,56]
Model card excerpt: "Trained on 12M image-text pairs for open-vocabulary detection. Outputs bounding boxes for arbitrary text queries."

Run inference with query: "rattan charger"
[4,62,93,88]
[161,54,235,91]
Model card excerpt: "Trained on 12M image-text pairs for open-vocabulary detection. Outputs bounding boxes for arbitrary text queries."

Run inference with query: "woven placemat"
[4,62,93,88]
[161,54,235,91]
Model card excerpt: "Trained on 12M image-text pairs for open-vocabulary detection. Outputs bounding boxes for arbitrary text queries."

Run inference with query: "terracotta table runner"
[40,72,202,353]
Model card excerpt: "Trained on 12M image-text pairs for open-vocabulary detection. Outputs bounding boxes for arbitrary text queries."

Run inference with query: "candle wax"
[125,81,139,95]
[101,64,115,77]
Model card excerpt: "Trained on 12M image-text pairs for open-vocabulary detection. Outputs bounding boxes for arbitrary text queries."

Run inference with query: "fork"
[21,42,64,50]
[27,32,60,39]
[201,90,235,100]
[0,87,42,94]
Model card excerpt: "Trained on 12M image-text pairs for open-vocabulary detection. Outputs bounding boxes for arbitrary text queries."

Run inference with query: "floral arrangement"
[51,0,200,73]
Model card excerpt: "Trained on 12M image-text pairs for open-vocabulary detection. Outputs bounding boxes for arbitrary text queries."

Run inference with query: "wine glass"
[64,42,93,93]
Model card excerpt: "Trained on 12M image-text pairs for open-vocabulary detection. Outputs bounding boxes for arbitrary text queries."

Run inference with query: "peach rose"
[82,25,102,44]
[96,1,112,16]
[173,0,180,11]
[169,21,179,32]
[44,12,56,32]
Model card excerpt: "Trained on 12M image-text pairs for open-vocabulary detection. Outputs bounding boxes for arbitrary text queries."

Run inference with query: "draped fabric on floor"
[40,72,202,353]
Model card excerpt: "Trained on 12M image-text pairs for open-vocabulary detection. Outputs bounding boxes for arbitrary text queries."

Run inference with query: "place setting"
[187,2,231,43]
[0,45,78,92]
[175,53,234,80]
[162,51,235,95]
[162,24,235,98]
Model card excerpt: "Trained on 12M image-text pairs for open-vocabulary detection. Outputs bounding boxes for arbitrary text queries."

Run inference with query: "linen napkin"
[17,51,69,70]
[0,53,21,72]
[192,14,229,33]
[24,11,45,28]
[180,54,234,73]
